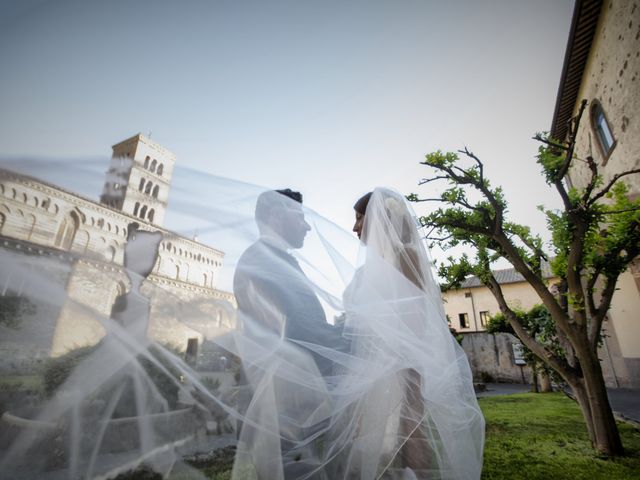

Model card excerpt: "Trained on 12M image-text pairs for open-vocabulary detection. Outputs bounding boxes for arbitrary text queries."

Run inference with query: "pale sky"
[0,0,575,263]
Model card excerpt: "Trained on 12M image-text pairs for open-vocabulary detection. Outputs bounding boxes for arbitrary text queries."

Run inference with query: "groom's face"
[273,202,311,249]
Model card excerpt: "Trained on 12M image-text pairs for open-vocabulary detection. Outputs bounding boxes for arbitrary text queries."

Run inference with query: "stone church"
[0,134,234,371]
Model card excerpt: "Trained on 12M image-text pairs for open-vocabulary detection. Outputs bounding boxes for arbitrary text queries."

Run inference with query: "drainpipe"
[468,290,479,331]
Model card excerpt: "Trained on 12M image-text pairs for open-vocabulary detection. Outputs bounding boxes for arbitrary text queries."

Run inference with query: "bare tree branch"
[590,168,640,205]
[589,274,618,351]
[582,156,599,203]
[532,134,569,151]
[418,175,449,185]
[558,100,587,180]
[485,273,579,384]
[594,206,640,215]
[457,147,484,182]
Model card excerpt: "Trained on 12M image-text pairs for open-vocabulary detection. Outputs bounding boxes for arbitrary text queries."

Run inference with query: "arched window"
[0,213,5,234]
[133,202,140,216]
[55,211,80,250]
[152,185,159,198]
[144,156,150,169]
[203,273,208,287]
[148,208,155,223]
[140,205,148,219]
[591,100,616,161]
[139,178,145,191]
[150,159,157,173]
[145,182,152,195]
[106,246,116,262]
[157,164,164,176]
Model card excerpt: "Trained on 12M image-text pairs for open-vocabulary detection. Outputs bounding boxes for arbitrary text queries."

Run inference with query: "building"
[443,266,557,333]
[0,134,234,372]
[550,0,640,387]
[442,266,557,383]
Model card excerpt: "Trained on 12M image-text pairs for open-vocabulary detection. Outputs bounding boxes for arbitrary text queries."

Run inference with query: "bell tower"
[100,134,175,227]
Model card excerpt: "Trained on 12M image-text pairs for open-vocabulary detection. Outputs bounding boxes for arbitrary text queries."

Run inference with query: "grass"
[479,392,640,479]
[0,374,43,392]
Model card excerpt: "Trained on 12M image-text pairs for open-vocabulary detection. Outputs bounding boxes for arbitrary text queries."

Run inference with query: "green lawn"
[0,374,42,392]
[479,392,640,480]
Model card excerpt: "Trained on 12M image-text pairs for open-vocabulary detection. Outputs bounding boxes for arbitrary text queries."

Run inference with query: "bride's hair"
[353,191,372,215]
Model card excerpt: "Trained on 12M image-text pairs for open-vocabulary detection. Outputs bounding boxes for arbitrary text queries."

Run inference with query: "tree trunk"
[530,363,539,393]
[538,369,552,393]
[570,380,596,444]
[581,352,623,455]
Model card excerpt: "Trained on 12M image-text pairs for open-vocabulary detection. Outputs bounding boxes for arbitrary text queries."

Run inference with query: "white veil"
[0,160,483,479]
[330,188,485,479]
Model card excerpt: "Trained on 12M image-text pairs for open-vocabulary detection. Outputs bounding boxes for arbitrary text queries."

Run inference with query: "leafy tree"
[486,305,556,392]
[409,100,640,456]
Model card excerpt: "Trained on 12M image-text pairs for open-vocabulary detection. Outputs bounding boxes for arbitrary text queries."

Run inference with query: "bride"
[324,188,484,479]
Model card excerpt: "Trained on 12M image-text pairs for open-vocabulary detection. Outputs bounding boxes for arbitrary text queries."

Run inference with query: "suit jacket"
[233,238,347,376]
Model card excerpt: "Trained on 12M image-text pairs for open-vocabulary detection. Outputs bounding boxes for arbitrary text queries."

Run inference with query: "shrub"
[43,345,96,397]
[42,343,181,413]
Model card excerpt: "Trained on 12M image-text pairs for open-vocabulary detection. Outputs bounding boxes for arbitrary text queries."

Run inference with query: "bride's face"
[352,211,365,240]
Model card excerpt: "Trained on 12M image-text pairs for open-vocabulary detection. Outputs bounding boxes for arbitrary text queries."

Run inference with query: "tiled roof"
[459,262,556,289]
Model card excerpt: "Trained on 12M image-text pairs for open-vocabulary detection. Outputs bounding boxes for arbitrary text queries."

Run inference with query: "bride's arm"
[398,246,425,291]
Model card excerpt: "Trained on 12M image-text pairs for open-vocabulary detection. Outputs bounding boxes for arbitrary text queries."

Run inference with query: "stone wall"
[460,332,532,384]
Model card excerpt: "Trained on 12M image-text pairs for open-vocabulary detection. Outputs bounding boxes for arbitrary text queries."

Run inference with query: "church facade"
[0,134,234,370]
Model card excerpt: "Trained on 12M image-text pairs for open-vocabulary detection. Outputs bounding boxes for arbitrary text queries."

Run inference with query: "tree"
[485,305,556,393]
[409,100,640,456]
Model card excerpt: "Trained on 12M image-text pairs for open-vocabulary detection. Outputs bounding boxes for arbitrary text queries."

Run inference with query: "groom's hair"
[255,188,303,227]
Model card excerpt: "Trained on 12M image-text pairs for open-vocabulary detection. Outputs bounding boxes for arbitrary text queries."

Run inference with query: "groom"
[233,188,347,376]
[233,189,346,478]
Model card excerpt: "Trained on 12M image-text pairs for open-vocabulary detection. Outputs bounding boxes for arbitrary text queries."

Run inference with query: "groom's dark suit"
[233,238,347,376]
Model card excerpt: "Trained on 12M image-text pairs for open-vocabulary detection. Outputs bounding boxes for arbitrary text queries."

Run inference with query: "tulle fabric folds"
[0,159,483,479]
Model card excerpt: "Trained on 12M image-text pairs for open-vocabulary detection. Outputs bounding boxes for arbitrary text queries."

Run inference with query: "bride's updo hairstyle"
[353,191,372,215]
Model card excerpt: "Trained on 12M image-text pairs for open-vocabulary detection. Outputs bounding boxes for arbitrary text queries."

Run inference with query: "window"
[145,182,152,195]
[140,205,148,219]
[139,178,145,191]
[157,163,164,176]
[148,208,155,223]
[55,211,79,249]
[150,159,157,173]
[152,185,159,198]
[591,100,616,160]
[458,313,470,329]
[133,202,140,216]
[479,311,490,327]
[144,156,150,169]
